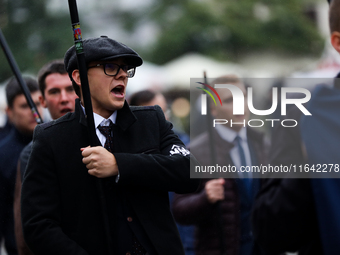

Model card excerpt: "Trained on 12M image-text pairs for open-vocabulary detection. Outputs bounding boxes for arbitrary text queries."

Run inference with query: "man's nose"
[60,90,69,102]
[115,67,128,79]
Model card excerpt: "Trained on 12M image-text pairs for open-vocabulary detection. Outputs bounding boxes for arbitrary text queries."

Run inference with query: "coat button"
[127,217,133,222]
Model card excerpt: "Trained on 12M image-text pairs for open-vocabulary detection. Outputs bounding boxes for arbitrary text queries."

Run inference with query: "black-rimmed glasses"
[87,63,136,78]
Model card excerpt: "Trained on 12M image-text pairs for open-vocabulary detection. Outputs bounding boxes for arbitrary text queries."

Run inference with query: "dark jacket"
[21,99,199,255]
[14,142,34,255]
[253,79,340,255]
[0,127,32,255]
[0,118,13,142]
[172,128,266,255]
[252,106,322,255]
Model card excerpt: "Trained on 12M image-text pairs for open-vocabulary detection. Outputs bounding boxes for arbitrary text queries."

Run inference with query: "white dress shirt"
[80,103,117,146]
[215,125,252,177]
[93,111,117,146]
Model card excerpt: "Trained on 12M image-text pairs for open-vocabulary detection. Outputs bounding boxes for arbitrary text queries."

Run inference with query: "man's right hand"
[205,178,225,204]
[81,146,118,178]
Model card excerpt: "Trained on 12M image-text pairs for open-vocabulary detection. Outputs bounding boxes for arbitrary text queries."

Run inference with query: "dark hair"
[129,90,157,106]
[37,59,68,97]
[6,76,39,108]
[329,0,340,33]
[210,74,241,86]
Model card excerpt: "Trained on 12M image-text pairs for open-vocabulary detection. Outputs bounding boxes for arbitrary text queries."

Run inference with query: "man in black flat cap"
[21,36,199,255]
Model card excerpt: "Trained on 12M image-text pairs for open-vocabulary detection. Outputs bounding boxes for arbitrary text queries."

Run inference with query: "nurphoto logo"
[197,82,312,128]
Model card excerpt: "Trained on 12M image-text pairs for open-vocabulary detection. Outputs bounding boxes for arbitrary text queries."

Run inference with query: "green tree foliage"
[0,0,77,81]
[119,0,325,64]
[0,0,325,81]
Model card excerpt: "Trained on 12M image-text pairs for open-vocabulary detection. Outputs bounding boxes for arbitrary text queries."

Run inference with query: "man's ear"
[39,95,47,108]
[5,106,13,123]
[331,31,340,53]
[210,103,216,117]
[72,69,81,87]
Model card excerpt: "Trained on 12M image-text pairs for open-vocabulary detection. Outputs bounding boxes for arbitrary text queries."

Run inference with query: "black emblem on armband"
[169,145,190,156]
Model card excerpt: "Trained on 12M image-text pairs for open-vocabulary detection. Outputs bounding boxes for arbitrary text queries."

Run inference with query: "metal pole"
[203,71,226,255]
[67,1,113,254]
[0,29,43,124]
[67,0,97,145]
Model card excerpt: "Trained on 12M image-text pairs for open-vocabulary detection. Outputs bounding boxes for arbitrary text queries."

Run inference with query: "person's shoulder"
[130,105,158,113]
[0,128,16,148]
[21,141,33,156]
[38,112,76,131]
[130,105,164,119]
[20,141,32,164]
[247,127,265,143]
[189,132,209,149]
[0,129,23,160]
[0,131,10,147]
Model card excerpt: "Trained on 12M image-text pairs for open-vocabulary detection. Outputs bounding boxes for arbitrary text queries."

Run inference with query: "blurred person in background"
[0,77,43,255]
[13,59,78,255]
[129,89,194,255]
[129,89,190,145]
[0,117,13,142]
[252,0,340,254]
[172,75,267,255]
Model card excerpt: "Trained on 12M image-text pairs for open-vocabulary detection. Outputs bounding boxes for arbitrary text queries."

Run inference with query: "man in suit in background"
[172,75,267,255]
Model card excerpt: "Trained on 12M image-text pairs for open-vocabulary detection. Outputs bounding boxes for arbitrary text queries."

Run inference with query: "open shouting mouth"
[111,85,125,98]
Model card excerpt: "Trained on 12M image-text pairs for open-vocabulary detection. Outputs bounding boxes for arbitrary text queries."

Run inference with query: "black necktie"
[98,121,146,255]
[235,136,247,169]
[98,121,114,152]
[132,236,147,255]
[235,135,252,195]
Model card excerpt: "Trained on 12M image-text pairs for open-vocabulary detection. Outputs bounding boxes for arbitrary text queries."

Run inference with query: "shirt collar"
[80,104,117,127]
[215,124,247,143]
[94,111,117,127]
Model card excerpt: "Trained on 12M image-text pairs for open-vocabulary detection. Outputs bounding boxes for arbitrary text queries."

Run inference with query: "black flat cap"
[64,36,143,78]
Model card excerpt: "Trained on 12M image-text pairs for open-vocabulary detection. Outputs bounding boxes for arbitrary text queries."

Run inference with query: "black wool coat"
[21,99,199,255]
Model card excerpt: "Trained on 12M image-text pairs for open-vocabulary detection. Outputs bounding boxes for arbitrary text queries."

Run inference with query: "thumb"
[218,178,225,185]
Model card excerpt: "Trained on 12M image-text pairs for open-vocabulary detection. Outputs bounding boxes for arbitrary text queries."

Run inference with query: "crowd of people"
[0,0,340,254]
